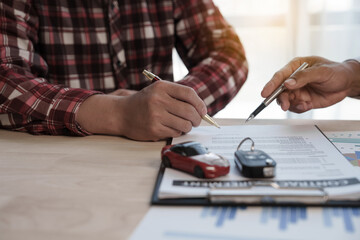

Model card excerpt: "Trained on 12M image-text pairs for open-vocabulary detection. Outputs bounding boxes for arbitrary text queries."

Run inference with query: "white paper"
[158,125,360,200]
[130,206,360,240]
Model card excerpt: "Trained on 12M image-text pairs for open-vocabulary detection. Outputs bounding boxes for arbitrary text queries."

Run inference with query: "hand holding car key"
[234,137,276,178]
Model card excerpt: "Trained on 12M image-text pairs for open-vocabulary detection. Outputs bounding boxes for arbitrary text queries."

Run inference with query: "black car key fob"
[234,138,276,178]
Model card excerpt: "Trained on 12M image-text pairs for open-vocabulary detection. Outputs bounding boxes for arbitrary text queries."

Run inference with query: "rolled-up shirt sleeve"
[174,0,248,116]
[0,0,100,135]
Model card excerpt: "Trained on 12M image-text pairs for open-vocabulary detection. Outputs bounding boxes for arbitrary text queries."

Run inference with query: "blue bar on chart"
[201,206,247,227]
[201,206,360,233]
[261,207,307,231]
[323,207,360,233]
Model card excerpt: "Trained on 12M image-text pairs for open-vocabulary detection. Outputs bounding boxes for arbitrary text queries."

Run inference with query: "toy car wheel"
[162,156,172,168]
[194,166,205,178]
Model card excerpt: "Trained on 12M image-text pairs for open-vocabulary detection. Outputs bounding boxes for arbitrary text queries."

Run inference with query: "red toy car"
[161,141,230,178]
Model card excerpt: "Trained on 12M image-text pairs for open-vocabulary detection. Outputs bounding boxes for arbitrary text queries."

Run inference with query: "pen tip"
[202,114,221,129]
[213,121,221,129]
[245,115,254,123]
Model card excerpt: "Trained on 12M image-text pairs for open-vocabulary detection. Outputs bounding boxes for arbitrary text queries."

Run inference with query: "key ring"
[237,137,255,151]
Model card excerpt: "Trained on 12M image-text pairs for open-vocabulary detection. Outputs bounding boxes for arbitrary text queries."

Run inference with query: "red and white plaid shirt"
[0,0,248,136]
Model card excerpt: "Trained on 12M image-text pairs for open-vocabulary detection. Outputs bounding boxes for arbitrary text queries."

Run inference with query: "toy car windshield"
[170,142,208,157]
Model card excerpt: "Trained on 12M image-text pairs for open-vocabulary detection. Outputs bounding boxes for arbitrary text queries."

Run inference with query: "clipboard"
[151,162,360,207]
[151,126,360,207]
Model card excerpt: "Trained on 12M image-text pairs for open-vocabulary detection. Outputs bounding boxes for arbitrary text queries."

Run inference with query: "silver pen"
[245,62,309,123]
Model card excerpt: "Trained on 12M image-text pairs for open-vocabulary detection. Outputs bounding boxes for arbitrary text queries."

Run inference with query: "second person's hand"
[261,56,360,113]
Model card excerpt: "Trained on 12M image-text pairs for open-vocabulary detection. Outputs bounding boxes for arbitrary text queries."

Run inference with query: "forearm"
[344,59,360,98]
[75,94,126,136]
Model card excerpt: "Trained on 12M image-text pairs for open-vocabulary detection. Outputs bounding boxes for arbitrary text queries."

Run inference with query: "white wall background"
[173,0,360,120]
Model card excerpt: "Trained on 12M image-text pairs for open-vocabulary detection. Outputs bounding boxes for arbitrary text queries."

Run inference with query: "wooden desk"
[1,119,359,240]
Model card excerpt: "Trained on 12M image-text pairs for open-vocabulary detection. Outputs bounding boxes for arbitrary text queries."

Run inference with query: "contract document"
[156,125,360,204]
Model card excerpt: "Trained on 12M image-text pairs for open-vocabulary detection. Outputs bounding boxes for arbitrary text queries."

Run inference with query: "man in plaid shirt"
[0,0,248,141]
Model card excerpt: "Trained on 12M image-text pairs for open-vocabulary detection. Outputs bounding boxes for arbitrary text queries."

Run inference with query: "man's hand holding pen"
[120,80,207,141]
[76,78,207,141]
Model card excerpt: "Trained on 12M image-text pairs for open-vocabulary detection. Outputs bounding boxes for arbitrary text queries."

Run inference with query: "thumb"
[283,68,317,90]
[283,78,298,89]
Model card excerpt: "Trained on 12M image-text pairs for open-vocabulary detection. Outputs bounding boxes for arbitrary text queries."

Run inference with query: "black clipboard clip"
[208,181,329,204]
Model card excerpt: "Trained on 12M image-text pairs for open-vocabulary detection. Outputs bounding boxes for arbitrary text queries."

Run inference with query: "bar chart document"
[157,125,360,203]
[130,206,360,240]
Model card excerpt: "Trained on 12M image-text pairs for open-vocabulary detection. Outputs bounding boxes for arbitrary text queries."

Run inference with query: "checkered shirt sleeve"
[174,0,248,115]
[0,1,100,135]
